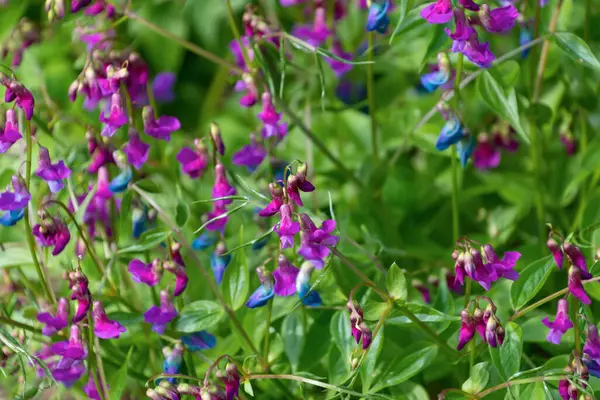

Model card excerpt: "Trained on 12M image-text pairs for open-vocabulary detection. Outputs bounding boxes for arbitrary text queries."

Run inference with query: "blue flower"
[435,115,464,151]
[296,262,322,307]
[132,207,147,239]
[520,27,532,58]
[245,284,275,308]
[0,208,25,226]
[252,234,271,252]
[210,246,232,284]
[162,343,184,384]
[456,133,475,167]
[191,232,216,251]
[108,166,132,193]
[181,331,217,351]
[366,0,390,34]
[420,53,451,92]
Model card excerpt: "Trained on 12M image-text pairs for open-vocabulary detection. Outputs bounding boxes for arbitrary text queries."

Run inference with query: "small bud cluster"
[457,300,504,350]
[347,301,373,349]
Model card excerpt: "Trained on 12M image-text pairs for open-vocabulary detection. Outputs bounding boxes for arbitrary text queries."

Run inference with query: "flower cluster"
[347,301,373,349]
[558,356,590,400]
[457,301,505,350]
[547,234,592,305]
[420,0,518,68]
[472,122,519,170]
[452,239,520,290]
[435,103,475,167]
[1,18,39,67]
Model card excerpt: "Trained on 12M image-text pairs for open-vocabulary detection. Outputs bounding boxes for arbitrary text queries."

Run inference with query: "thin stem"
[225,0,252,70]
[510,276,600,321]
[87,309,107,400]
[572,297,581,354]
[95,336,110,398]
[330,247,376,287]
[533,0,563,101]
[125,12,244,74]
[0,315,42,334]
[355,301,392,370]
[264,299,273,367]
[132,185,266,369]
[469,340,476,374]
[450,52,463,245]
[396,305,459,358]
[366,32,378,163]
[528,120,546,252]
[478,376,565,398]
[530,0,543,94]
[23,118,55,305]
[274,98,363,187]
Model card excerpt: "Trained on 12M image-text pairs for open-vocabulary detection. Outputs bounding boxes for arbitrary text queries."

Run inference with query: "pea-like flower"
[568,266,591,305]
[547,238,564,269]
[51,325,87,360]
[210,242,231,284]
[92,301,126,339]
[128,258,163,287]
[542,299,573,345]
[100,93,128,137]
[144,290,178,334]
[181,331,216,351]
[152,72,176,103]
[298,214,339,269]
[176,139,208,179]
[293,7,331,47]
[143,106,181,141]
[163,343,184,383]
[296,261,322,306]
[420,0,453,24]
[0,74,34,120]
[366,0,391,33]
[0,175,30,226]
[457,310,476,350]
[36,297,69,336]
[275,204,300,249]
[0,109,21,153]
[273,255,300,296]
[33,214,71,256]
[478,4,519,34]
[124,130,150,170]
[246,267,275,308]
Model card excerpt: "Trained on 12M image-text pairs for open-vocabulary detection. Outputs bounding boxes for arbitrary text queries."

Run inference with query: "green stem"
[125,12,244,74]
[463,280,472,309]
[528,120,546,251]
[87,309,107,400]
[0,315,42,334]
[366,32,378,163]
[478,376,565,398]
[572,297,581,354]
[264,299,273,368]
[530,0,542,95]
[450,53,463,245]
[469,340,476,374]
[397,305,459,358]
[330,247,377,287]
[355,301,392,370]
[132,185,266,369]
[23,119,55,305]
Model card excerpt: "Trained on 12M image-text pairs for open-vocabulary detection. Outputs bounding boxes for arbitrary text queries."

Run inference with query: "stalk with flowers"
[0,0,599,399]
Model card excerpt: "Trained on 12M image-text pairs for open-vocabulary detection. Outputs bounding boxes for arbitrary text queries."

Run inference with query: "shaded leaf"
[510,256,554,310]
[554,32,600,70]
[176,300,224,333]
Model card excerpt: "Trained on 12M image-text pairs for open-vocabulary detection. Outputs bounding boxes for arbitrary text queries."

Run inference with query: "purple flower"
[436,114,464,151]
[347,301,371,349]
[143,106,181,141]
[420,53,452,92]
[275,204,300,249]
[124,131,150,170]
[144,290,177,334]
[92,301,126,339]
[287,162,315,206]
[232,136,267,170]
[100,93,128,137]
[473,134,501,170]
[51,325,87,360]
[298,214,339,269]
[36,297,69,336]
[246,267,275,308]
[96,166,113,200]
[584,325,600,360]
[366,0,390,33]
[479,4,519,34]
[0,109,21,153]
[83,373,105,400]
[219,364,240,400]
[84,0,116,17]
[485,317,504,348]
[35,147,71,193]
[273,255,300,296]
[292,7,331,47]
[163,343,184,379]
[0,75,35,120]
[257,92,282,126]
[128,258,163,286]
[210,122,225,156]
[181,331,217,351]
[420,0,453,24]
[457,310,475,350]
[164,261,189,297]
[259,183,284,217]
[52,358,86,387]
[212,163,236,207]
[69,272,91,324]
[459,0,480,11]
[210,242,231,284]
[33,216,71,256]
[542,299,573,344]
[205,206,229,233]
[152,72,176,103]
[446,8,475,41]
[176,140,208,179]
[327,41,353,77]
[234,74,258,107]
[563,243,591,278]
[413,280,431,303]
[0,175,30,211]
[547,238,564,269]
[482,244,520,281]
[474,307,486,341]
[561,132,576,155]
[453,32,496,68]
[568,266,591,305]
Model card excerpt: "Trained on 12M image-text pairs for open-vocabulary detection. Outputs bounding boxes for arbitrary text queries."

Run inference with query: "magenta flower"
[413,280,431,303]
[69,272,91,324]
[164,261,189,297]
[128,258,163,286]
[233,134,267,170]
[36,297,69,336]
[143,106,181,141]
[0,109,21,153]
[257,92,281,126]
[547,238,564,269]
[52,358,86,387]
[33,216,71,256]
[0,175,30,211]
[485,317,504,348]
[542,299,573,344]
[205,206,229,233]
[96,166,113,200]
[234,74,259,107]
[123,131,150,170]
[482,244,520,281]
[563,243,591,278]
[420,0,453,24]
[347,302,372,349]
[212,163,236,207]
[51,325,87,360]
[259,183,285,217]
[144,290,177,334]
[560,132,576,155]
[457,310,475,350]
[292,7,331,47]
[83,373,106,400]
[100,93,128,137]
[568,266,591,305]
[92,301,126,339]
[176,140,208,179]
[273,255,300,296]
[287,163,315,206]
[584,325,600,360]
[473,134,501,170]
[298,214,339,269]
[459,0,480,11]
[445,8,475,41]
[35,147,72,193]
[453,32,496,68]
[327,41,353,77]
[479,4,519,34]
[84,0,116,17]
[474,307,486,341]
[275,204,300,249]
[152,72,176,103]
[219,364,241,400]
[0,75,35,120]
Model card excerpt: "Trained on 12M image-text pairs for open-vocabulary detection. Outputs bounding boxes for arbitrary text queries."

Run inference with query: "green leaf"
[175,200,190,228]
[386,263,407,303]
[554,32,600,70]
[510,256,554,310]
[282,311,305,371]
[330,311,353,358]
[118,191,133,241]
[117,228,172,254]
[222,227,250,311]
[109,347,133,400]
[477,71,528,143]
[390,0,416,43]
[361,326,383,392]
[243,381,254,397]
[176,300,225,333]
[386,303,460,325]
[370,344,438,393]
[489,323,522,383]
[419,24,449,68]
[462,362,490,394]
[0,247,33,269]
[135,179,160,193]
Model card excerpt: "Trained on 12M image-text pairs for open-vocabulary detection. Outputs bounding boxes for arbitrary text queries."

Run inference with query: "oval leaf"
[282,311,305,371]
[489,322,522,382]
[462,362,490,394]
[387,263,407,303]
[117,228,172,254]
[222,227,250,311]
[176,300,224,333]
[554,32,600,71]
[510,256,554,310]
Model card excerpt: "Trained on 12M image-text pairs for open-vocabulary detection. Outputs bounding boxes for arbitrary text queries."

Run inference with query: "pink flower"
[275,204,300,249]
[542,299,573,344]
[92,301,126,339]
